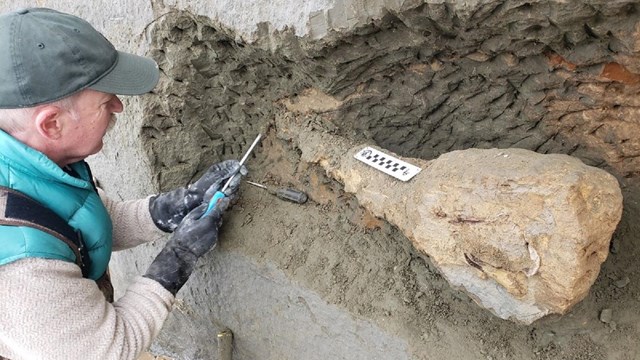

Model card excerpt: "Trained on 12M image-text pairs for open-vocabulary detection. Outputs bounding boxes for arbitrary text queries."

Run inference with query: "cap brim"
[88,51,159,95]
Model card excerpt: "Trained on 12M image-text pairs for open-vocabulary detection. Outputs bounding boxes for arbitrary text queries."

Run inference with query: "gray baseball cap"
[0,8,160,109]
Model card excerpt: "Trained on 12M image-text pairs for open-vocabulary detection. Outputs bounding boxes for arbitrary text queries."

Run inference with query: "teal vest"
[0,130,112,280]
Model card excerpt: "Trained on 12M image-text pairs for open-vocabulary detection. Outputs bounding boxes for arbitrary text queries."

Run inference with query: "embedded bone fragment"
[277,116,623,324]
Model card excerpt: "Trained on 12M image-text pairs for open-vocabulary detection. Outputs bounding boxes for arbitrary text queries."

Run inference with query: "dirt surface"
[213,129,640,360]
[139,2,640,358]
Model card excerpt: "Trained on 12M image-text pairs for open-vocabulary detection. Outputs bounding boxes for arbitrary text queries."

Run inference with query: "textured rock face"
[279,117,623,323]
[131,1,640,195]
[3,0,637,357]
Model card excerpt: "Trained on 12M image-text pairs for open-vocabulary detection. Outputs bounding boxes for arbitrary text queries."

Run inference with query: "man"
[0,8,246,359]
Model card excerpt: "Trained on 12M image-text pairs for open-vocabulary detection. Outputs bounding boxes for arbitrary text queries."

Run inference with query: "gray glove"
[149,160,243,232]
[144,172,244,295]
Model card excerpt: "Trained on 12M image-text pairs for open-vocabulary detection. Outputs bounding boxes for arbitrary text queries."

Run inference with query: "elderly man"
[0,8,245,359]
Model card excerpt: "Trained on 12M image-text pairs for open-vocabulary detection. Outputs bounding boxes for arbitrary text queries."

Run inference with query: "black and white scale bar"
[354,147,422,182]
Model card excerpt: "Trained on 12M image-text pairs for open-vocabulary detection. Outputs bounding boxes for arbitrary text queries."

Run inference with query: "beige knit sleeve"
[98,189,167,251]
[0,258,174,360]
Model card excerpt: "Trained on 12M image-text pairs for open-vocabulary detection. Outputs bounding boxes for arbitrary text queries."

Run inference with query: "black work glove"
[149,160,243,232]
[144,172,244,295]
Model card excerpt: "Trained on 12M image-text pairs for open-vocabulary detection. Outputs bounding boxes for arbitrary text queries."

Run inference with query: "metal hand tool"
[202,133,262,217]
[245,180,308,204]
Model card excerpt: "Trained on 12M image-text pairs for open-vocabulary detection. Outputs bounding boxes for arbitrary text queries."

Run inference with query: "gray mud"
[140,2,640,358]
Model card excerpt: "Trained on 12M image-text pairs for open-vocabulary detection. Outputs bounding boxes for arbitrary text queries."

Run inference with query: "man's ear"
[33,105,64,140]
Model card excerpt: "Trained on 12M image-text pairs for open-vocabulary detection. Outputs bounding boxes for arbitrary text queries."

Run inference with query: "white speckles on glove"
[148,160,246,232]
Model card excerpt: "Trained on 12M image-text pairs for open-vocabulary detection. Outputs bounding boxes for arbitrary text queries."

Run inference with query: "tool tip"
[245,180,266,189]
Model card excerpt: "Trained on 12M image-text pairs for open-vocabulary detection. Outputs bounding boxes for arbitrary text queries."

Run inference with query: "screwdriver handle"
[202,191,225,217]
[199,133,262,219]
[275,188,308,204]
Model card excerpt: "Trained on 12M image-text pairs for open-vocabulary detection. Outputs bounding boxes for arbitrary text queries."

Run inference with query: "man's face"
[61,89,123,164]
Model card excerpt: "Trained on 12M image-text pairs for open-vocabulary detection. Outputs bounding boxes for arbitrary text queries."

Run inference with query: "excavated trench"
[138,2,640,359]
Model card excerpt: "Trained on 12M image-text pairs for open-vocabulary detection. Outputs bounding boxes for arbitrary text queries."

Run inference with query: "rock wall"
[2,1,640,359]
[139,1,640,192]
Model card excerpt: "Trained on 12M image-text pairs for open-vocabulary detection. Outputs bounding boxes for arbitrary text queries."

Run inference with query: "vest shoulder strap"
[0,185,91,277]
